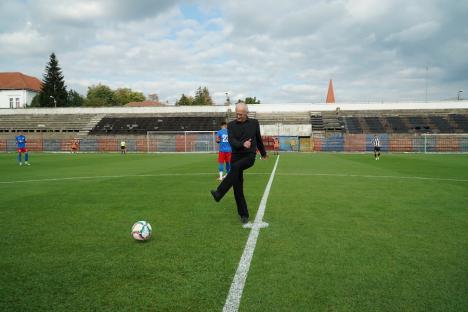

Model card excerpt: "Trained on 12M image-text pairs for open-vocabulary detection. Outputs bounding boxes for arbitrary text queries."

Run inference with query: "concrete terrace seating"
[90,116,226,134]
[448,114,468,132]
[384,116,409,133]
[429,116,452,133]
[310,113,324,131]
[321,112,345,132]
[363,117,385,133]
[0,114,98,133]
[338,111,468,134]
[405,116,431,133]
[343,117,362,134]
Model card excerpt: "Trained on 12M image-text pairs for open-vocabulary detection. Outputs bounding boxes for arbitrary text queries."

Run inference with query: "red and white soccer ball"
[131,221,152,241]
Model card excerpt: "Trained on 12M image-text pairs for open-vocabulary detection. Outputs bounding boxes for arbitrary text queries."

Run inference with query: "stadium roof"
[0,72,42,92]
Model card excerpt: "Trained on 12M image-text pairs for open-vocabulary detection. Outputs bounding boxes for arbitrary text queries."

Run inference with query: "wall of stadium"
[2,134,467,153]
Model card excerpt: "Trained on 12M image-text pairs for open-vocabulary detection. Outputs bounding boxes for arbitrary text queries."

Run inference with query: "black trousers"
[216,153,256,218]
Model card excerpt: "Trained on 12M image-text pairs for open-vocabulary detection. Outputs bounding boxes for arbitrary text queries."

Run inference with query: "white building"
[0,72,42,109]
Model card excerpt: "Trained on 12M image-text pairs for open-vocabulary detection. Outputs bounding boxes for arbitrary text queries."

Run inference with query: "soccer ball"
[131,221,152,241]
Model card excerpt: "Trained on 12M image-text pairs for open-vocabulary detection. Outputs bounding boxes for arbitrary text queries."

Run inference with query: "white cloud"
[0,26,50,56]
[345,0,393,20]
[385,21,440,42]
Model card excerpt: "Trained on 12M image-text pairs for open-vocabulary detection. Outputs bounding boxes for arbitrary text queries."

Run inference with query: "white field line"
[222,155,280,312]
[276,172,468,183]
[1,170,467,185]
[0,173,215,184]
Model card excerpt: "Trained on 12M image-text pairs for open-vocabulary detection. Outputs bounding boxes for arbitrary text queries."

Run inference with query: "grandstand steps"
[321,112,344,133]
[76,114,104,137]
[448,114,468,133]
[310,113,324,131]
[0,114,96,133]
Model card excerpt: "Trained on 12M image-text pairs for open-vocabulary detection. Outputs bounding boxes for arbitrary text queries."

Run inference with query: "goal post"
[420,133,468,153]
[146,131,217,153]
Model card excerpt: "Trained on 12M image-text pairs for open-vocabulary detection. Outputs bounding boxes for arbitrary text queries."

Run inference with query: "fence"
[1,133,467,153]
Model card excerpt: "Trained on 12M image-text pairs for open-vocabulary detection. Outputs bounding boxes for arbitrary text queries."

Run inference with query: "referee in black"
[210,102,268,224]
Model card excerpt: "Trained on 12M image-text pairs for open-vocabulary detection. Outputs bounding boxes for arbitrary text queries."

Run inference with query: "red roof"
[125,101,164,107]
[0,72,42,92]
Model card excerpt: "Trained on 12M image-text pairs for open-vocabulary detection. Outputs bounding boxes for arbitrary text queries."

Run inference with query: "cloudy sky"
[1,0,467,104]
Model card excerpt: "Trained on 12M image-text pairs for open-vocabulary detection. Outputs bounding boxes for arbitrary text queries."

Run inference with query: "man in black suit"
[211,102,268,224]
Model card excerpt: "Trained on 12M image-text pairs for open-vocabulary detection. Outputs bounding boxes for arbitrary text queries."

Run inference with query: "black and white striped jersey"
[371,136,381,147]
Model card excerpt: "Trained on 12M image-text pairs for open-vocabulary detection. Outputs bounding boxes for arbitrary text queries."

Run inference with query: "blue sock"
[18,153,22,163]
[25,152,29,162]
[226,162,231,173]
[218,163,224,172]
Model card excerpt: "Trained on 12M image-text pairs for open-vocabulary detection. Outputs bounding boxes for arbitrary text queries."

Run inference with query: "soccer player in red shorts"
[16,133,30,166]
[216,122,232,181]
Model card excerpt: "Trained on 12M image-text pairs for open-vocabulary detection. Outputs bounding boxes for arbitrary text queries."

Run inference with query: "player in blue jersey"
[16,133,30,166]
[216,121,232,181]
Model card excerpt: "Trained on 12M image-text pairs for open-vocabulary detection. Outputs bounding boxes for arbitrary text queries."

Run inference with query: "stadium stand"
[0,114,98,134]
[321,112,344,132]
[343,116,362,133]
[310,113,324,131]
[1,107,468,136]
[90,115,226,134]
[449,114,468,132]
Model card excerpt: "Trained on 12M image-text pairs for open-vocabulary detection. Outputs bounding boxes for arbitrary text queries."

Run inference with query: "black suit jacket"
[227,118,266,157]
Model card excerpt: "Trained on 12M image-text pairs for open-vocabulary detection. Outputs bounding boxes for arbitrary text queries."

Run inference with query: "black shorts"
[374,146,381,152]
[121,146,126,150]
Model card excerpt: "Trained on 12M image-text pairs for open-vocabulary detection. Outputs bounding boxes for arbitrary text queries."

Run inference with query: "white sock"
[219,171,223,179]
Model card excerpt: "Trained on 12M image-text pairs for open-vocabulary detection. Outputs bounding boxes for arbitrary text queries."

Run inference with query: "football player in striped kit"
[372,134,381,160]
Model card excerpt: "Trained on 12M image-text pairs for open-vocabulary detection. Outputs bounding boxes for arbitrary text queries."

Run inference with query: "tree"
[67,90,85,107]
[147,93,159,102]
[38,52,68,107]
[238,97,261,104]
[30,94,41,107]
[193,86,214,105]
[85,84,116,106]
[176,94,193,106]
[113,88,145,106]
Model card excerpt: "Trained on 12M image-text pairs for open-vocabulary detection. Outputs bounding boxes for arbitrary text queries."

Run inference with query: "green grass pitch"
[0,152,467,311]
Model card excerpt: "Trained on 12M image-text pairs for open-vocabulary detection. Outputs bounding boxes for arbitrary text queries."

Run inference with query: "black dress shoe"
[241,216,249,224]
[210,190,221,202]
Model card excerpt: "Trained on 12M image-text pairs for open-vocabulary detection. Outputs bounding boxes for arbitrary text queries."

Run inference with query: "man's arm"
[255,120,267,157]
[228,123,243,149]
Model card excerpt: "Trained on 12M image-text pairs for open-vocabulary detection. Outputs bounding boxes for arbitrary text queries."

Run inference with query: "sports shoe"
[25,162,30,166]
[241,216,249,224]
[210,190,221,202]
[19,162,23,166]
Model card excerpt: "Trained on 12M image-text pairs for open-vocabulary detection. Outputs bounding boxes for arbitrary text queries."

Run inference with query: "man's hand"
[261,154,269,160]
[243,139,252,149]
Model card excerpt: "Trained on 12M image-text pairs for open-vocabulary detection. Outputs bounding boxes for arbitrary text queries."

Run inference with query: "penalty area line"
[222,155,280,312]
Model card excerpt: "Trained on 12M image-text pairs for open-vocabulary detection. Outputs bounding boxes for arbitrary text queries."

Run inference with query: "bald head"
[235,102,249,122]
